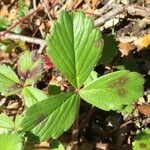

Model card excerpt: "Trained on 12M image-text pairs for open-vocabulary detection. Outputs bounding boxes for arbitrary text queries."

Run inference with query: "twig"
[94,4,150,27]
[3,33,45,45]
[79,106,95,132]
[71,99,80,150]
[94,5,125,27]
[38,42,47,54]
[96,0,115,16]
[40,0,52,20]
[0,1,53,37]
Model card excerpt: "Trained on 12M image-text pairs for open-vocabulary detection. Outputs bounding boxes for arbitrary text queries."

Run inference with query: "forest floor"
[0,0,150,150]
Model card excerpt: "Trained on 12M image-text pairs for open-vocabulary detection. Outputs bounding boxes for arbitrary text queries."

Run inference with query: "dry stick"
[96,0,114,16]
[94,5,125,27]
[71,99,81,150]
[94,4,150,27]
[4,33,45,45]
[79,106,95,132]
[1,4,150,52]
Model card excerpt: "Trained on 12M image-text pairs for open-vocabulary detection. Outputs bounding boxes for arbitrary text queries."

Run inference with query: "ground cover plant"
[0,0,150,150]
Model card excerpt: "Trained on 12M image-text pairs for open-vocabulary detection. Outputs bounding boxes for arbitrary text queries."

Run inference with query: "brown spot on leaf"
[108,81,118,88]
[11,83,22,90]
[118,76,128,85]
[139,143,146,149]
[94,39,104,47]
[26,64,43,79]
[118,88,127,96]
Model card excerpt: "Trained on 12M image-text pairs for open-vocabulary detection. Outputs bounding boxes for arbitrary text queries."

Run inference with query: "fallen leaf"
[139,33,150,49]
[118,42,135,56]
[91,0,98,8]
[137,104,150,116]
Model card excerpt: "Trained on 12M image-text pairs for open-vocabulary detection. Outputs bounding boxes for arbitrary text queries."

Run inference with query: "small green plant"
[132,128,150,150]
[0,11,144,149]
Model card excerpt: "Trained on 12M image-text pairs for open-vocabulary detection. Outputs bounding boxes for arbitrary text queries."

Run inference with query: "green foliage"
[19,11,144,142]
[46,11,103,88]
[0,16,22,34]
[22,86,48,107]
[79,70,144,111]
[0,133,23,150]
[84,71,98,86]
[132,128,150,150]
[21,92,79,141]
[0,10,145,145]
[48,84,61,96]
[98,34,118,64]
[18,0,29,17]
[17,50,43,86]
[0,114,15,134]
[0,17,11,30]
[0,39,18,53]
[0,64,22,96]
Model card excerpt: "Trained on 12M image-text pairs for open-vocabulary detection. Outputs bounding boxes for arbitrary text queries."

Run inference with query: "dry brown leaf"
[137,104,150,116]
[118,42,135,57]
[73,0,83,9]
[91,0,98,8]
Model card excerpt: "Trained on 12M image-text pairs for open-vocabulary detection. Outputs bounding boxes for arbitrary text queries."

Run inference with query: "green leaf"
[18,0,29,17]
[0,133,23,150]
[0,64,22,96]
[119,104,134,115]
[0,39,18,53]
[98,34,118,64]
[51,139,65,150]
[0,17,11,30]
[84,71,98,86]
[79,70,144,111]
[21,92,79,141]
[46,11,103,88]
[21,86,48,107]
[0,114,15,134]
[48,84,61,96]
[11,25,23,34]
[17,50,43,86]
[15,114,24,130]
[132,128,150,150]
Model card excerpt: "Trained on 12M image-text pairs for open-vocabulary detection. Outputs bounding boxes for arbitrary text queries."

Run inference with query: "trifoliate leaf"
[79,70,144,111]
[21,86,48,107]
[21,92,79,141]
[46,11,103,88]
[0,133,23,150]
[0,114,15,134]
[132,128,150,150]
[17,50,43,86]
[0,64,22,96]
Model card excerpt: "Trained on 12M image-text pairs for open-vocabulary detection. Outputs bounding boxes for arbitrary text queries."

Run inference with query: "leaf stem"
[71,97,80,150]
